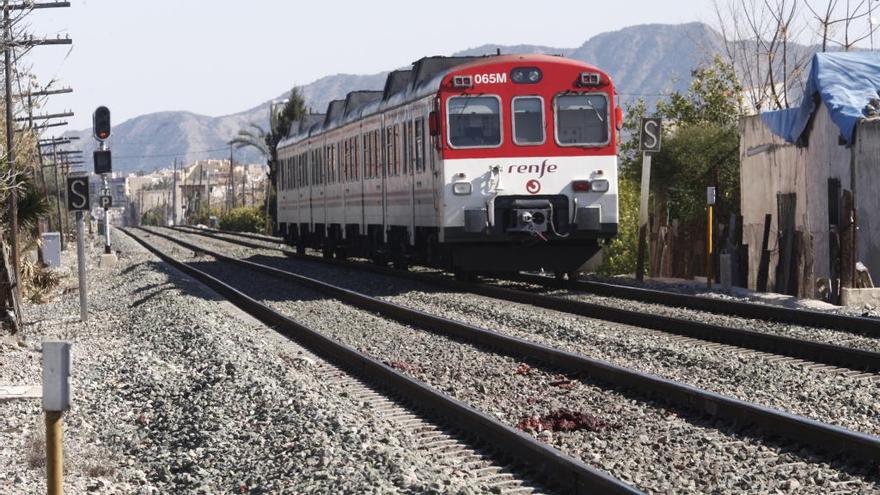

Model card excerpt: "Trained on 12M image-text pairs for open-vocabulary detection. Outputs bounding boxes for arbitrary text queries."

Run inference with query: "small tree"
[602,56,743,277]
[230,87,307,230]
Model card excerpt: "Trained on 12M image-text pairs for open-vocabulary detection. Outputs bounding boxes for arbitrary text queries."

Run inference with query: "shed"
[740,52,880,300]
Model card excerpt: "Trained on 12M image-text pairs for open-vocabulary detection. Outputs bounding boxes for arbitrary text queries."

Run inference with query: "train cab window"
[447,95,502,148]
[512,97,545,145]
[554,94,609,146]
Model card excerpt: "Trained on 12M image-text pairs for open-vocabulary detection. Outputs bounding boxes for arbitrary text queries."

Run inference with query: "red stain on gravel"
[515,364,531,375]
[516,409,617,433]
[548,375,574,389]
[384,360,415,372]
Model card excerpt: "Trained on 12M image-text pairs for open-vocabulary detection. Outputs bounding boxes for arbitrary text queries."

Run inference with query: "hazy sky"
[26,1,717,131]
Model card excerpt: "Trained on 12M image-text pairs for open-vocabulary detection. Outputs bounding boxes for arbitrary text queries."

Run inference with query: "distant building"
[740,52,880,301]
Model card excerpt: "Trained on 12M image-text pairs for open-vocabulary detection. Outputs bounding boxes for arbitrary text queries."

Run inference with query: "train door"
[406,115,417,245]
[413,112,432,229]
[362,119,383,241]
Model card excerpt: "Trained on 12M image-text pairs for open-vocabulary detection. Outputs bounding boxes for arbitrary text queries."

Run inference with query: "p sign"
[639,118,662,153]
[66,175,90,211]
[100,195,113,209]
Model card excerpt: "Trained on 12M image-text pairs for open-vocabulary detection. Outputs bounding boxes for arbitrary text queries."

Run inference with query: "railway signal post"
[66,173,90,322]
[707,187,716,289]
[636,118,661,282]
[93,106,117,263]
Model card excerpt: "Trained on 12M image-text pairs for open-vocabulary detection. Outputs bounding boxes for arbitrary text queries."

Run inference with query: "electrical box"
[42,341,71,412]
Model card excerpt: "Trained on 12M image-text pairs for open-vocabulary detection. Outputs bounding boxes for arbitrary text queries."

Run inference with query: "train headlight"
[453,182,472,195]
[511,67,542,84]
[590,179,610,192]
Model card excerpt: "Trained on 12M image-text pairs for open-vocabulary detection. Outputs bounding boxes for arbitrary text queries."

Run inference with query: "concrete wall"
[740,103,852,294]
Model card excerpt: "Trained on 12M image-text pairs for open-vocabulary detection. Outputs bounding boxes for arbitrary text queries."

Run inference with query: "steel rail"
[123,227,640,495]
[179,225,880,336]
[512,273,880,337]
[170,226,880,374]
[150,226,880,465]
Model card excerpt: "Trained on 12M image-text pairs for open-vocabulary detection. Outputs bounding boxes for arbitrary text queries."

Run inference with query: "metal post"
[102,174,110,254]
[75,211,87,322]
[45,411,63,495]
[636,153,651,282]
[707,204,714,289]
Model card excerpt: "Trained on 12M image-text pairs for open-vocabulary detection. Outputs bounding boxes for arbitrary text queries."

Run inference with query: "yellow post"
[707,204,714,289]
[45,411,63,495]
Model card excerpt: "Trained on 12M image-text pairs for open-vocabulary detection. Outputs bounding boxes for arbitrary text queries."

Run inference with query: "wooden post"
[45,411,63,495]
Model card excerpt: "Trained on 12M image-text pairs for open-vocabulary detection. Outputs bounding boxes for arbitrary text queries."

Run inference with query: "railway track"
[122,227,639,495]
[179,226,880,335]
[171,225,880,375]
[140,226,880,473]
[183,227,880,337]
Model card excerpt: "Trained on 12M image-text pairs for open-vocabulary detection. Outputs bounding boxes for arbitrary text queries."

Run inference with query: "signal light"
[452,75,473,88]
[93,149,112,175]
[93,106,111,141]
[578,73,602,87]
[572,180,591,192]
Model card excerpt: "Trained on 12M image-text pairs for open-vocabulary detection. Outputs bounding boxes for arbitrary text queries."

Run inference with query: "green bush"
[219,206,266,233]
[598,177,640,276]
[187,204,221,227]
[141,208,164,226]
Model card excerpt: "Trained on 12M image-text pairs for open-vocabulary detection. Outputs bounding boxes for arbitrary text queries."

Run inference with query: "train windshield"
[554,94,609,146]
[512,97,545,145]
[447,95,502,148]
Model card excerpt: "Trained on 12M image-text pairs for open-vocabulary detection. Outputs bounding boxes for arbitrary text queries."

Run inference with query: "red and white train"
[276,54,620,277]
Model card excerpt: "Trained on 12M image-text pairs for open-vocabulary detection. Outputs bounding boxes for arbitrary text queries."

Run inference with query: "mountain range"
[65,22,724,173]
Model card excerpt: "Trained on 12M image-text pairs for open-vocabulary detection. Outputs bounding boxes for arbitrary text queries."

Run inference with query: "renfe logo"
[526,179,541,194]
[507,159,558,178]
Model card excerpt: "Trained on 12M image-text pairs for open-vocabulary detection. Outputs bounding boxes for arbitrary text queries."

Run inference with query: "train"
[276,54,620,279]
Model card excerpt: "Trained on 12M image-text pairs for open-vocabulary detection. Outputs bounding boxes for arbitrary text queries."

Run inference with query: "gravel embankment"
[143,229,880,494]
[1,230,515,494]
[160,228,880,438]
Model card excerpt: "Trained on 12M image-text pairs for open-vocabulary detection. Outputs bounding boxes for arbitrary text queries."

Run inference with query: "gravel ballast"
[1,231,520,494]
[161,228,880,438]
[144,229,880,494]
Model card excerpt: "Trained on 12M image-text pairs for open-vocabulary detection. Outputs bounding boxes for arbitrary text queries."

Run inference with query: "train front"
[434,55,620,274]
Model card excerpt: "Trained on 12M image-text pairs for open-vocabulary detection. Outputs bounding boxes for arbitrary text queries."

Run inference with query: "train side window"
[512,96,545,145]
[402,121,410,175]
[415,119,425,173]
[353,137,360,181]
[385,127,394,177]
[554,93,609,146]
[373,131,380,178]
[447,95,502,148]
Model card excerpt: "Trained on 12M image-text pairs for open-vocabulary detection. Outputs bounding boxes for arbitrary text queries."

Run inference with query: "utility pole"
[51,143,65,251]
[5,2,18,301]
[3,0,72,307]
[172,158,178,225]
[229,146,235,210]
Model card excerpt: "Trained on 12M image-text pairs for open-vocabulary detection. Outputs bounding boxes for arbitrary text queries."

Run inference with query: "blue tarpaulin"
[761,51,880,145]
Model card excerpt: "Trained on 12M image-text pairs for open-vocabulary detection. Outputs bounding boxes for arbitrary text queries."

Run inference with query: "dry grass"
[20,259,62,304]
[25,428,45,469]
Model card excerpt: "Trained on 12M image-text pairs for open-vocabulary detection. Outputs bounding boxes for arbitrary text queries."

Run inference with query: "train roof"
[279,54,608,149]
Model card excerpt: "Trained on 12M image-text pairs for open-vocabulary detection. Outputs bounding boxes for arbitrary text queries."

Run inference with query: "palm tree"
[229,87,307,227]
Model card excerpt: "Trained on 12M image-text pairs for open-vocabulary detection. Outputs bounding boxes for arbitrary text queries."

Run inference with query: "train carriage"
[277,54,620,277]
